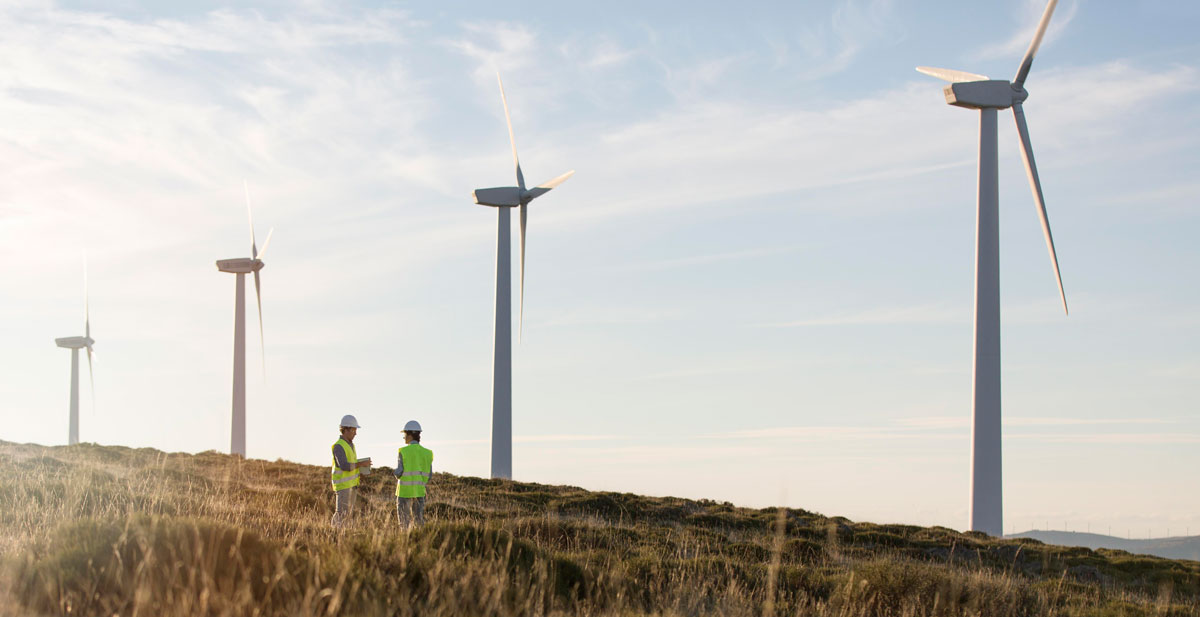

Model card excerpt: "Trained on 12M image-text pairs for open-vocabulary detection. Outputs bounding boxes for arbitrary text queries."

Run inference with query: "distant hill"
[3,440,1199,616]
[1010,530,1200,562]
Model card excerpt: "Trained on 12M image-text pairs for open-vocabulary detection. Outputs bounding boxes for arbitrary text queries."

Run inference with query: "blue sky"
[1,0,1198,536]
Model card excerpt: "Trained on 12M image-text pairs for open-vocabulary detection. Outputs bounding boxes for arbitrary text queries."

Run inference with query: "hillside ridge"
[2,440,1198,616]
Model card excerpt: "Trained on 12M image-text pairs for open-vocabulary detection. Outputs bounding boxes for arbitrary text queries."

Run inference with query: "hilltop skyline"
[1,0,1198,535]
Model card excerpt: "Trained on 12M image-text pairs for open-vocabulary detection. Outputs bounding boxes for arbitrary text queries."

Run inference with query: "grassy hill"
[1,441,1197,616]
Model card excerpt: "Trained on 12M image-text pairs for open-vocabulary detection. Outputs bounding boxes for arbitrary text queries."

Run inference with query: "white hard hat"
[340,414,361,428]
[403,420,422,432]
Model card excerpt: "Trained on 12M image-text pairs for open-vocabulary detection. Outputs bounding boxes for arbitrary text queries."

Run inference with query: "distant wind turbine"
[215,183,273,458]
[54,258,95,446]
[471,74,574,479]
[917,0,1069,537]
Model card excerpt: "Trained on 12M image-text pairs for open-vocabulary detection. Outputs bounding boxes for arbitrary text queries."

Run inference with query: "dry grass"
[0,440,1196,616]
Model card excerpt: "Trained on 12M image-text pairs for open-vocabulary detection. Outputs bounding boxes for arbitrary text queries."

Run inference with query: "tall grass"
[0,441,1195,616]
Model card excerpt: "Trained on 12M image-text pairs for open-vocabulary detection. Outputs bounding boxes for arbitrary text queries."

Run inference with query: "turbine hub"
[1011,84,1029,104]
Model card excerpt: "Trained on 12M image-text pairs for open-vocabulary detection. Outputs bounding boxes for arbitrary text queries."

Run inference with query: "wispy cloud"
[755,304,964,328]
[895,416,966,429]
[717,425,956,442]
[788,0,901,79]
[539,307,681,328]
[605,246,801,273]
[1010,417,1173,428]
[1149,364,1200,379]
[660,54,752,99]
[1016,432,1200,445]
[426,434,619,447]
[581,41,637,69]
[973,0,1080,63]
[446,21,538,80]
[716,417,1182,446]
[1096,181,1200,216]
[897,416,1175,429]
[635,365,766,382]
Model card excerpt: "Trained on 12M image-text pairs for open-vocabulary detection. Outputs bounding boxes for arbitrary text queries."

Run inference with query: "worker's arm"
[332,444,354,472]
[393,452,404,478]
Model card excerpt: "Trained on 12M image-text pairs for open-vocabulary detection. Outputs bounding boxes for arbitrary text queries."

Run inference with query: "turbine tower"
[471,74,574,479]
[918,0,1068,536]
[215,184,272,458]
[54,260,95,445]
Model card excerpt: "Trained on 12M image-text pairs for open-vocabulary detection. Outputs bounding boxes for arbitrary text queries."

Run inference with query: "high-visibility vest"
[396,443,433,498]
[331,438,360,491]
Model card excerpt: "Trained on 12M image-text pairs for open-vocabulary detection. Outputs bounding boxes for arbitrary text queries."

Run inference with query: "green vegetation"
[0,440,1196,616]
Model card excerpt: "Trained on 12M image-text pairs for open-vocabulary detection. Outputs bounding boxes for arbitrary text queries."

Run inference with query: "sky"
[1,0,1198,537]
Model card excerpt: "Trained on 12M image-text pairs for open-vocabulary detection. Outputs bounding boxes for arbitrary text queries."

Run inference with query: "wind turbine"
[471,74,574,479]
[918,0,1068,536]
[215,183,272,458]
[54,259,95,446]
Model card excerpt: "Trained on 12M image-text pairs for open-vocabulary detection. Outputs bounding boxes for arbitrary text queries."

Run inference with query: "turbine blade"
[524,170,575,201]
[915,66,989,83]
[536,170,575,191]
[254,269,266,375]
[83,254,90,338]
[86,345,95,412]
[496,73,525,190]
[1014,0,1059,87]
[245,180,258,258]
[1012,103,1067,315]
[257,228,274,261]
[519,203,527,341]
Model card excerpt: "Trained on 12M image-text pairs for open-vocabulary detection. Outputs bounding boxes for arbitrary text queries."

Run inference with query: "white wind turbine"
[54,259,95,446]
[215,183,273,458]
[471,74,574,479]
[918,0,1069,536]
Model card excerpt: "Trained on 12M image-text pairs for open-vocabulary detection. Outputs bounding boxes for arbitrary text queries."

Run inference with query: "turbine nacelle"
[943,80,1029,110]
[216,258,265,274]
[473,180,572,208]
[54,336,94,349]
[473,186,523,207]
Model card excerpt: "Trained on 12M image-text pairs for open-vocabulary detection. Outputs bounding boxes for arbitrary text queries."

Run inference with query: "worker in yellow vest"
[394,420,433,528]
[331,414,371,528]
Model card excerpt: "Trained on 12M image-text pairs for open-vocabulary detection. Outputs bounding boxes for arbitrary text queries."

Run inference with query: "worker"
[331,414,371,528]
[395,420,433,528]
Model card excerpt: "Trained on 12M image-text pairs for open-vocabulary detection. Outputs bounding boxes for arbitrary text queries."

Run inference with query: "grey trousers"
[332,487,356,528]
[397,496,425,528]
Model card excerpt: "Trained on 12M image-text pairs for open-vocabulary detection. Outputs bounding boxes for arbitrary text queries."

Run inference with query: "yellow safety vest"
[331,438,360,491]
[396,443,433,498]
